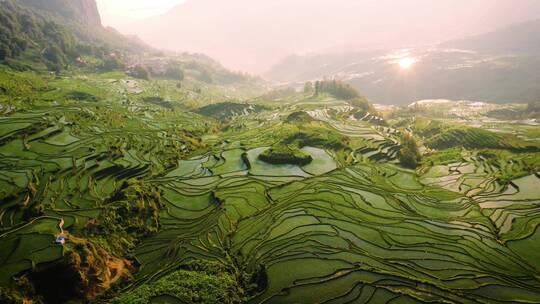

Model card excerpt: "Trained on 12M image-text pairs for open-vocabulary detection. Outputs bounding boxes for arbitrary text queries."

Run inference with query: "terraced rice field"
[1,99,540,303]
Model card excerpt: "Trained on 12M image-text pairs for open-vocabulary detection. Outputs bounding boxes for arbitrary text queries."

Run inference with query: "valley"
[1,0,540,303]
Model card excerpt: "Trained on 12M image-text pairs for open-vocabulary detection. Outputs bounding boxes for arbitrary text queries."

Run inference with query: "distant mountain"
[266,20,540,105]
[120,0,540,73]
[442,19,540,54]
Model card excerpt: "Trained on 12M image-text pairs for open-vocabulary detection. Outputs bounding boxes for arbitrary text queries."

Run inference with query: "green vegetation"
[258,145,313,165]
[427,126,540,151]
[0,69,49,105]
[309,80,371,112]
[0,0,142,73]
[422,147,463,166]
[314,79,359,100]
[285,111,315,123]
[284,127,349,150]
[0,0,76,69]
[399,132,421,169]
[2,63,540,303]
[114,261,244,304]
[195,102,268,120]
[411,118,540,152]
[479,149,540,184]
[84,179,163,255]
[64,90,98,102]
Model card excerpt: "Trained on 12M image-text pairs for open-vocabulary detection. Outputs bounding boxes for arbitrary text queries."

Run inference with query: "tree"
[399,132,421,169]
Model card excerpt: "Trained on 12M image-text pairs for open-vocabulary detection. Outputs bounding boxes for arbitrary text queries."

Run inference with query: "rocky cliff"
[18,0,102,26]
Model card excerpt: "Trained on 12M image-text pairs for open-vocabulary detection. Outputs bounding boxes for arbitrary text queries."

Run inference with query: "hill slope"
[0,0,151,71]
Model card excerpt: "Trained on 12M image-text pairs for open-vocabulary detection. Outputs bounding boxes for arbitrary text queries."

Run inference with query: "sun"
[398,57,417,70]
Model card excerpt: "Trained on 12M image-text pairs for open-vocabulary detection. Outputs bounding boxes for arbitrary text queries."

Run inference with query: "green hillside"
[426,127,539,151]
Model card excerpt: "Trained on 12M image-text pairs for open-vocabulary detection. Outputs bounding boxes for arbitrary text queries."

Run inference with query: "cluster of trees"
[305,79,371,111]
[259,145,313,166]
[305,79,360,100]
[399,132,422,169]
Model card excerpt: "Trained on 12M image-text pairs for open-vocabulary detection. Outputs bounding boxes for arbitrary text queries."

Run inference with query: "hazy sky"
[97,0,540,73]
[97,0,186,21]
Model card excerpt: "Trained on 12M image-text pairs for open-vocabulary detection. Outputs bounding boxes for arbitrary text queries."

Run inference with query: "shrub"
[286,111,315,123]
[64,91,98,102]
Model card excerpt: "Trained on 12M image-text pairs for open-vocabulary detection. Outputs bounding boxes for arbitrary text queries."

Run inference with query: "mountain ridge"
[441,18,540,54]
[266,18,540,105]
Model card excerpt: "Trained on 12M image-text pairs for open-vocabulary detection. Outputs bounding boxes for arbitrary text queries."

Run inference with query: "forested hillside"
[0,0,77,69]
[0,0,150,71]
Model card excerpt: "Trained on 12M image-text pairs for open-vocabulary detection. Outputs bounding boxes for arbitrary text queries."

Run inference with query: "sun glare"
[398,57,417,70]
